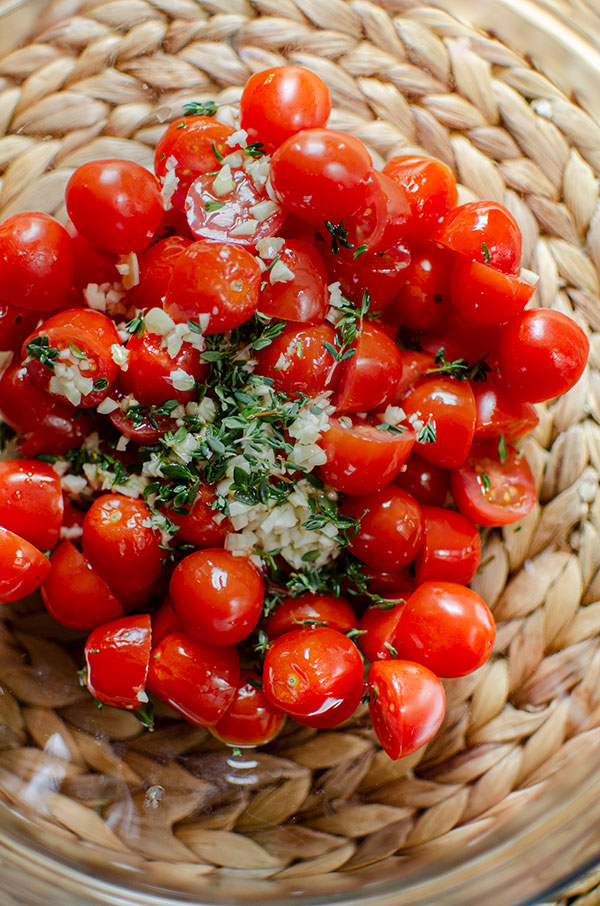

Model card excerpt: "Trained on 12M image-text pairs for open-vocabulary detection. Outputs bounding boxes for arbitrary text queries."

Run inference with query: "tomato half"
[450,256,534,327]
[165,484,231,548]
[324,240,411,311]
[334,322,403,414]
[85,613,152,710]
[472,374,538,442]
[432,201,522,275]
[382,155,458,242]
[41,540,124,630]
[358,602,406,663]
[120,331,207,406]
[0,459,63,551]
[341,486,424,571]
[319,416,414,495]
[131,235,191,309]
[393,452,450,506]
[255,322,341,397]
[0,526,51,604]
[211,670,286,747]
[258,240,328,324]
[413,505,481,585]
[401,375,476,468]
[450,442,536,526]
[264,593,357,638]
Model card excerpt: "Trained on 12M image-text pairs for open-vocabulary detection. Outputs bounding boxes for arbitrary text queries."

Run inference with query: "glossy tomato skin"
[240,66,331,153]
[85,613,151,709]
[131,235,191,309]
[432,201,522,275]
[169,549,264,647]
[164,241,261,333]
[255,322,341,397]
[319,416,415,495]
[472,374,538,443]
[358,602,406,662]
[264,593,357,638]
[0,526,51,604]
[147,630,239,726]
[212,670,286,747]
[165,484,231,548]
[324,241,411,311]
[258,240,329,324]
[82,494,163,594]
[385,246,452,332]
[65,220,119,289]
[0,212,74,312]
[0,460,63,551]
[450,442,536,526]
[395,581,496,677]
[40,540,124,630]
[395,351,436,398]
[393,452,449,507]
[270,129,372,225]
[359,563,414,598]
[382,156,458,242]
[368,659,446,760]
[413,505,481,585]
[401,376,476,469]
[151,598,182,646]
[341,486,424,572]
[66,159,163,253]
[120,331,207,405]
[263,627,364,729]
[498,309,589,403]
[420,313,498,366]
[450,256,534,327]
[0,302,42,353]
[341,169,409,253]
[334,322,403,414]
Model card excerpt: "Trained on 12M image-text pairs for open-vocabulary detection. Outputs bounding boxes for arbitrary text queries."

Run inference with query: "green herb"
[245,141,266,159]
[68,342,87,361]
[303,494,363,546]
[182,100,218,117]
[186,320,204,334]
[384,641,398,657]
[324,220,354,256]
[125,398,178,430]
[175,121,185,130]
[498,434,508,465]
[375,422,405,434]
[24,336,60,371]
[93,377,109,391]
[482,241,490,265]
[514,525,522,532]
[211,142,224,163]
[134,701,154,730]
[427,347,491,382]
[246,676,263,690]
[324,289,376,368]
[416,419,437,444]
[205,200,225,212]
[353,244,369,259]
[480,471,491,490]
[125,312,146,338]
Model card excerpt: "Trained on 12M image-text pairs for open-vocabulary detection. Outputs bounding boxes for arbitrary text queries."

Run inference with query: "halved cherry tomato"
[255,322,341,397]
[165,484,231,548]
[382,155,458,242]
[41,540,124,630]
[413,506,481,585]
[358,602,406,662]
[334,322,403,414]
[0,212,74,312]
[341,486,424,571]
[450,442,536,526]
[258,240,328,324]
[65,220,119,289]
[341,170,409,253]
[450,256,534,326]
[0,526,51,604]
[151,598,182,646]
[401,375,476,468]
[120,331,207,406]
[85,613,151,710]
[131,235,191,309]
[264,593,356,638]
[0,460,63,551]
[432,201,522,275]
[393,452,449,506]
[323,240,411,311]
[395,351,436,398]
[108,393,177,445]
[385,246,452,332]
[212,670,286,747]
[473,374,538,442]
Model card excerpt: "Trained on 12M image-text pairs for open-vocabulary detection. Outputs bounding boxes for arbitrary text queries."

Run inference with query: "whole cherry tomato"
[382,155,458,242]
[358,564,414,598]
[165,484,231,549]
[432,201,522,275]
[211,670,286,747]
[450,256,534,326]
[85,613,152,710]
[401,375,476,468]
[413,505,481,585]
[341,169,409,253]
[334,322,403,414]
[450,441,536,526]
[0,459,63,551]
[65,220,119,289]
[255,322,341,397]
[40,540,124,630]
[0,212,74,311]
[120,331,207,406]
[472,374,538,442]
[393,452,450,506]
[385,246,452,332]
[341,486,424,571]
[258,240,329,324]
[324,240,411,311]
[0,302,42,353]
[131,235,191,309]
[264,593,357,638]
[0,526,51,604]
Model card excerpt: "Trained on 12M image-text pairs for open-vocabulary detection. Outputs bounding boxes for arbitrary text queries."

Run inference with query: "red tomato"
[393,452,450,507]
[258,240,328,324]
[82,494,163,594]
[0,459,63,550]
[240,66,331,153]
[147,630,239,726]
[61,495,85,544]
[341,170,410,253]
[359,564,414,598]
[432,201,522,275]
[154,116,234,211]
[473,374,538,442]
[163,241,261,333]
[169,549,264,647]
[323,240,411,311]
[368,659,446,760]
[108,395,177,445]
[120,331,207,405]
[255,322,341,397]
[413,506,481,585]
[0,212,74,312]
[385,246,452,332]
[0,302,42,353]
[395,581,495,677]
[498,309,589,403]
[270,129,372,225]
[263,627,364,729]
[341,486,424,571]
[382,155,458,242]
[151,598,182,646]
[166,484,231,548]
[84,614,151,710]
[334,322,403,414]
[358,602,406,662]
[318,415,415,495]
[420,313,498,366]
[264,593,356,638]
[0,526,51,604]
[395,351,436,397]
[40,540,124,630]
[65,159,163,253]
[401,376,476,468]
[212,670,286,747]
[131,235,191,309]
[450,256,534,326]
[450,442,536,526]
[65,220,119,289]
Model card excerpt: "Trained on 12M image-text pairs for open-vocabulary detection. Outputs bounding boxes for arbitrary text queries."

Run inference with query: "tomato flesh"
[450,442,536,526]
[85,613,152,710]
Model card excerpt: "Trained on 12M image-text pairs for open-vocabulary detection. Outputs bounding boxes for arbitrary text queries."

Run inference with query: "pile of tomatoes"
[0,65,588,760]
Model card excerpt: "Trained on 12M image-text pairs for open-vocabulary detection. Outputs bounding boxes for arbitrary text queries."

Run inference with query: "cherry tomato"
[450,256,534,327]
[393,452,450,507]
[169,549,264,647]
[0,459,63,550]
[61,495,85,545]
[385,246,452,332]
[65,220,119,289]
[240,66,331,153]
[0,212,74,312]
[498,309,589,403]
[108,393,177,445]
[211,670,286,747]
[472,374,538,442]
[420,313,498,366]
[0,302,42,353]
[166,484,231,548]
[359,564,414,598]
[341,486,424,571]
[413,506,481,585]
[395,351,436,397]
[163,241,261,333]
[147,630,239,726]
[263,627,364,729]
[395,581,495,677]
[334,322,403,414]
[264,593,357,638]
[255,322,341,397]
[65,159,163,253]
[368,659,446,760]
[401,376,476,468]
[270,129,372,225]
[84,613,151,710]
[382,155,458,242]
[323,240,411,311]
[120,331,207,406]
[0,526,51,604]
[258,240,328,324]
[341,170,410,253]
[450,442,536,526]
[82,494,163,594]
[131,235,191,309]
[318,415,414,495]
[151,598,182,646]
[432,201,522,275]
[358,602,406,662]
[40,540,124,630]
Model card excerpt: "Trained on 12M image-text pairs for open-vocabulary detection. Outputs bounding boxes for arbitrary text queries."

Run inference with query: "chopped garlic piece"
[269,259,295,284]
[256,237,285,258]
[249,199,279,222]
[229,219,259,237]
[111,344,129,370]
[170,368,195,392]
[212,164,234,196]
[116,253,140,290]
[97,397,120,415]
[145,307,176,336]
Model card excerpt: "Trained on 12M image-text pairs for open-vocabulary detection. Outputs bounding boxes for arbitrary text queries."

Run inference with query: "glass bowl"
[0,1,599,904]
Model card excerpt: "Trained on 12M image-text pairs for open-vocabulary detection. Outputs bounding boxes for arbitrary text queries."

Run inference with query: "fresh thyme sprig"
[426,347,491,382]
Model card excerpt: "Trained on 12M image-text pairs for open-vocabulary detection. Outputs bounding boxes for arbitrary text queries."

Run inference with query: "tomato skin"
[325,241,411,311]
[319,416,415,495]
[151,598,182,646]
[263,627,364,729]
[359,564,414,598]
[450,256,534,327]
[264,593,357,638]
[420,313,498,366]
[473,374,538,442]
[450,442,536,526]
[0,212,74,312]
[368,659,446,760]
[169,549,264,647]
[82,494,163,594]
[65,220,119,289]
[258,240,328,324]
[432,201,522,275]
[385,246,452,332]
[358,602,406,662]
[212,670,286,747]
[341,486,424,572]
[131,235,191,309]
[0,526,51,604]
[395,581,495,677]
[0,302,42,353]
[66,159,163,253]
[255,322,341,397]
[270,128,372,225]
[414,506,481,586]
[0,460,63,551]
[498,309,589,404]
[240,66,331,153]
[119,331,207,406]
[85,614,151,710]
[163,241,261,334]
[147,630,239,727]
[165,484,231,549]
[382,155,458,242]
[395,351,436,398]
[342,169,410,253]
[334,322,403,414]
[393,452,449,507]
[401,376,476,469]
[41,541,124,630]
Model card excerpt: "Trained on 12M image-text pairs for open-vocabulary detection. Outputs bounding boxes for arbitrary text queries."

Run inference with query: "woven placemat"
[0,1,600,903]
